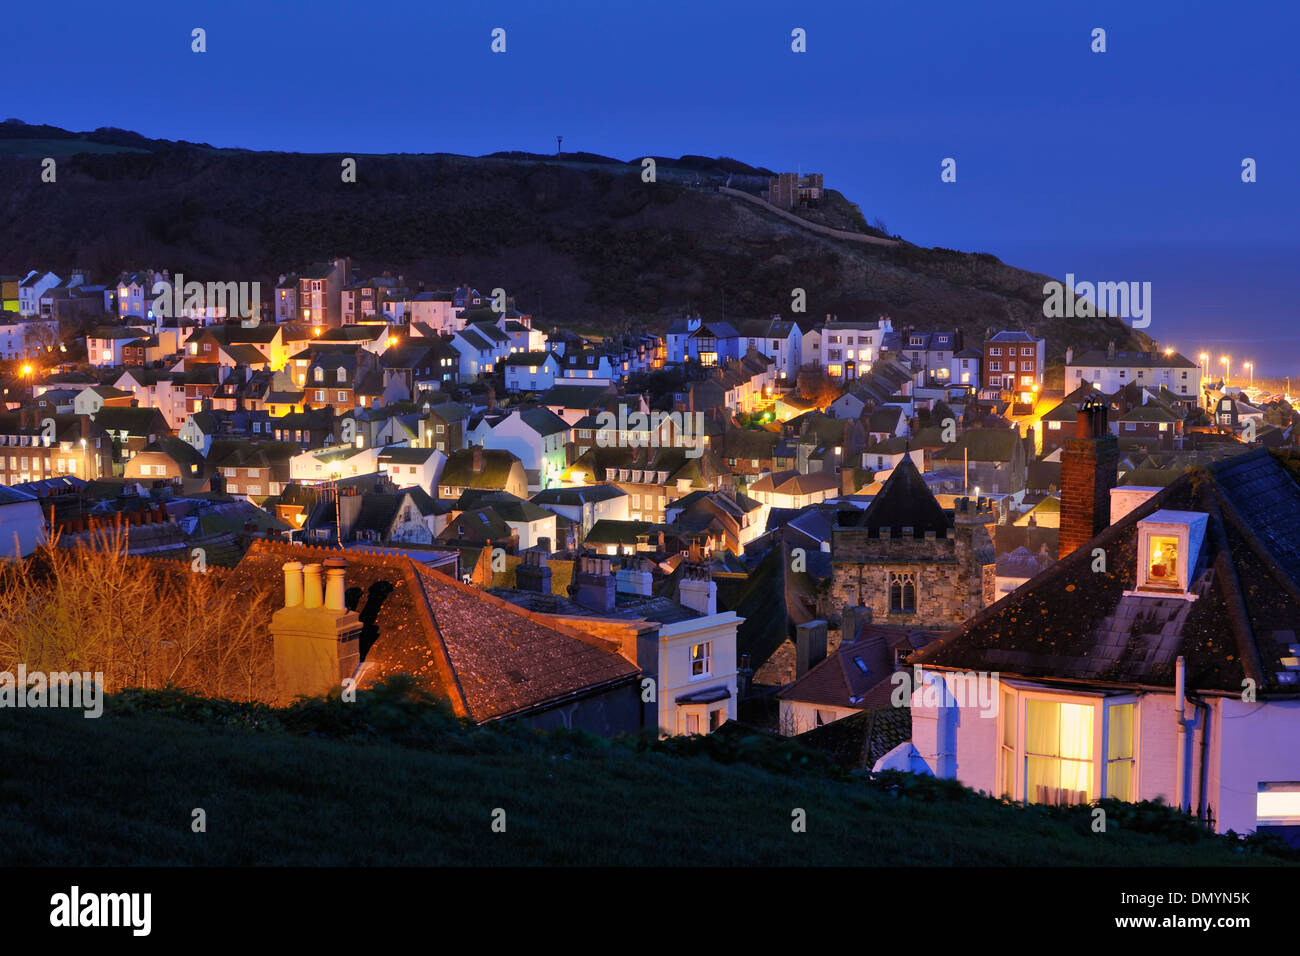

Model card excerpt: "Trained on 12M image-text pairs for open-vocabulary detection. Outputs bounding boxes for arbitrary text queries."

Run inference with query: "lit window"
[1148,535,1178,585]
[1025,700,1094,806]
[690,642,712,677]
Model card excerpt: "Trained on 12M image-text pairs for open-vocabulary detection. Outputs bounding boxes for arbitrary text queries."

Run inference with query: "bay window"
[998,688,1137,806]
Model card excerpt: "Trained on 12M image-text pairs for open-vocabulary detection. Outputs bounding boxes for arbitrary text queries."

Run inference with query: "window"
[989,361,1001,372]
[1022,347,1034,356]
[1148,535,1179,585]
[1000,688,1016,798]
[989,347,1002,356]
[1025,699,1094,806]
[889,572,916,613]
[1257,783,1300,830]
[690,642,712,677]
[709,708,725,732]
[1106,703,1135,800]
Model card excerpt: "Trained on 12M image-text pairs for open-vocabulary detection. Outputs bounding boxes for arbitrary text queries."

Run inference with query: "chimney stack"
[516,548,553,593]
[271,555,363,704]
[472,444,484,473]
[796,620,828,678]
[678,561,717,615]
[616,558,654,597]
[1060,396,1118,557]
[573,554,617,614]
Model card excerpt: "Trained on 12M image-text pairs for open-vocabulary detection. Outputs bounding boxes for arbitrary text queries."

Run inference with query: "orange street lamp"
[1220,355,1231,387]
[1245,361,1253,389]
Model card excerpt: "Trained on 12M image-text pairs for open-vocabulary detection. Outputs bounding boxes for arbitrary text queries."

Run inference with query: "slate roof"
[439,448,521,489]
[912,449,1300,695]
[842,457,950,536]
[932,428,1021,464]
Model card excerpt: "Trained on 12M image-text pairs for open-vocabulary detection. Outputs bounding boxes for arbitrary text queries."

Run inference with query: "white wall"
[1213,697,1300,837]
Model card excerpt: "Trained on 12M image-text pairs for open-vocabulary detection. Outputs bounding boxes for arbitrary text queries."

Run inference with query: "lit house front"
[1131,510,1208,597]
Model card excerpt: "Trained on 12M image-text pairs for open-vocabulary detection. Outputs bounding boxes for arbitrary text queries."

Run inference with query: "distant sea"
[989,240,1300,382]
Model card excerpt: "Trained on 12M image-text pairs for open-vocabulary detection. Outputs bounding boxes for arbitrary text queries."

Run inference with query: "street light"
[1220,355,1230,388]
[1245,361,1253,389]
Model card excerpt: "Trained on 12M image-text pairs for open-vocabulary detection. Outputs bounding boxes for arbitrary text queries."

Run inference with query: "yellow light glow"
[20,364,32,375]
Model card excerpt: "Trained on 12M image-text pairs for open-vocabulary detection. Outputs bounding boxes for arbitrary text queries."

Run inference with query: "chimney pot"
[302,563,324,609]
[323,557,348,612]
[283,561,304,608]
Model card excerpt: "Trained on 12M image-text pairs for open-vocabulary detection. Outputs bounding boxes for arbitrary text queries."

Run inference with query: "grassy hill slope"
[0,682,1283,867]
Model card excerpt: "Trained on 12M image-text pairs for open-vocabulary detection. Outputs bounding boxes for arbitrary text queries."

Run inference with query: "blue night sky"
[13,0,1299,377]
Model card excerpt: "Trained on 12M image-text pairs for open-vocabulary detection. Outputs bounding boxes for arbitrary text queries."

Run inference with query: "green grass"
[0,683,1289,866]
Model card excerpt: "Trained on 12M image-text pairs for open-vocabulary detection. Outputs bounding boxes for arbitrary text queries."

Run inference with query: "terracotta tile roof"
[229,540,638,722]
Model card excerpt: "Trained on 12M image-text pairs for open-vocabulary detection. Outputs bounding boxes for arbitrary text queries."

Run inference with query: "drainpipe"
[1175,655,1189,813]
[1195,698,1211,827]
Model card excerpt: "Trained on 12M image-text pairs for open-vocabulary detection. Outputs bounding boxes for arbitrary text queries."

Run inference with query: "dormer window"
[1133,510,1208,598]
[314,368,323,382]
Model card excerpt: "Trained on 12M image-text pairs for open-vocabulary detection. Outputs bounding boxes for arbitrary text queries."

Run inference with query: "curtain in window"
[1106,703,1134,799]
[1026,700,1094,805]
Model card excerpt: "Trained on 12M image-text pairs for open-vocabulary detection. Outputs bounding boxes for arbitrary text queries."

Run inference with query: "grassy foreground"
[0,680,1288,866]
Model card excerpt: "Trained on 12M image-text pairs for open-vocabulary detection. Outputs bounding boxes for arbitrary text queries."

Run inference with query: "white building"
[17,271,59,317]
[1066,345,1200,403]
[820,316,893,380]
[0,316,58,359]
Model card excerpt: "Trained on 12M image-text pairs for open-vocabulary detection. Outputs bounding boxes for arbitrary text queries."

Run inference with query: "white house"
[0,316,58,360]
[896,450,1300,843]
[482,407,570,491]
[530,484,629,546]
[290,444,382,483]
[450,326,500,379]
[666,316,701,364]
[740,317,803,382]
[18,271,59,317]
[86,327,139,368]
[1066,344,1199,404]
[658,568,741,735]
[746,469,840,509]
[820,316,893,380]
[378,445,447,494]
[503,352,561,393]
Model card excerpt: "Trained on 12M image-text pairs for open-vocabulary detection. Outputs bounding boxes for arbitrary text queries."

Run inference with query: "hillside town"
[2,257,1298,844]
